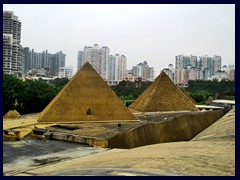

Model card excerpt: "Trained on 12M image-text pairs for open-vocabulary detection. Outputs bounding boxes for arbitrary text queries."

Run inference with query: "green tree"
[3,73,59,115]
[186,80,235,104]
[111,80,152,100]
[23,79,58,113]
[3,74,26,114]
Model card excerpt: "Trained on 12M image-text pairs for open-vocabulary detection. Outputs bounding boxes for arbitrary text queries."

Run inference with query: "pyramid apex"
[160,70,167,75]
[83,61,91,66]
[76,61,98,75]
[81,61,93,69]
[154,70,171,82]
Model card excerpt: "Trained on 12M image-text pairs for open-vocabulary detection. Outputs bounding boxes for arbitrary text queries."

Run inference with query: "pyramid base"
[38,119,140,124]
[35,110,224,149]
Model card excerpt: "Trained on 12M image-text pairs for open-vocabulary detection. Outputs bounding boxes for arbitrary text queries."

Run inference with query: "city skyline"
[3,4,235,76]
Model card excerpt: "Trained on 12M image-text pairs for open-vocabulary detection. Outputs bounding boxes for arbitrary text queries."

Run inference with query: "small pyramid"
[38,62,137,122]
[4,110,20,119]
[129,71,199,112]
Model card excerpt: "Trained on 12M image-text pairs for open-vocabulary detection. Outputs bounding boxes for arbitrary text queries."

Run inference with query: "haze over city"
[3,4,235,76]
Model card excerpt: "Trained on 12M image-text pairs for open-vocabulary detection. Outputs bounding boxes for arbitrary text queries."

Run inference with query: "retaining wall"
[108,110,224,148]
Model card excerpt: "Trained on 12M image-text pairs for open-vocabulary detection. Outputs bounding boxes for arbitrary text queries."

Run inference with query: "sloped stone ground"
[4,109,235,176]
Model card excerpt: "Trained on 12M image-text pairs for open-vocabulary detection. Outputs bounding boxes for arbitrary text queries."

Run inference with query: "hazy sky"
[3,4,235,76]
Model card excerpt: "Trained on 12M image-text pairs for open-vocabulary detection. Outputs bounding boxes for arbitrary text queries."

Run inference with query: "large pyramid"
[129,71,199,112]
[38,62,137,122]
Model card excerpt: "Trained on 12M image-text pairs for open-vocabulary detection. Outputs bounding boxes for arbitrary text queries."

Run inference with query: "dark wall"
[108,110,224,149]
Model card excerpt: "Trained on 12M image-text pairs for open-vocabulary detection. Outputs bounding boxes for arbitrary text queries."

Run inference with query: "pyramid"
[38,62,137,122]
[4,110,20,119]
[129,71,199,112]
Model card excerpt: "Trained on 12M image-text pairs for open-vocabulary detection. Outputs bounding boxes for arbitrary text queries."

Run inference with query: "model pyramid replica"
[4,110,20,119]
[38,62,137,122]
[129,71,199,112]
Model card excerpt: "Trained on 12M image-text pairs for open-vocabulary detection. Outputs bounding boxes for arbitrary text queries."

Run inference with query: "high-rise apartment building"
[77,44,104,79]
[34,52,43,69]
[213,55,222,73]
[77,51,84,70]
[77,44,126,84]
[174,68,188,86]
[175,54,197,85]
[114,54,120,81]
[131,61,154,81]
[142,61,149,78]
[3,11,22,75]
[131,66,137,77]
[52,51,66,77]
[175,54,197,69]
[173,54,223,85]
[22,47,31,75]
[187,66,198,81]
[148,67,154,81]
[199,55,222,79]
[101,46,110,80]
[118,55,127,81]
[22,48,66,77]
[228,70,235,81]
[228,64,235,81]
[108,55,117,85]
[108,53,127,85]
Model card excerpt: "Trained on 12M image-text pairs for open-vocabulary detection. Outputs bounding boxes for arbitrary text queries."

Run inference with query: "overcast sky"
[3,4,235,76]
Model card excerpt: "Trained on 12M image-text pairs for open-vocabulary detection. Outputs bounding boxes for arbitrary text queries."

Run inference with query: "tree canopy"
[3,74,59,115]
[186,80,235,103]
[111,80,152,99]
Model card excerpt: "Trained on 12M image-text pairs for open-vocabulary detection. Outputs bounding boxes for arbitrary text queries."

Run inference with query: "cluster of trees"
[3,74,67,115]
[3,74,235,115]
[49,77,69,90]
[111,80,152,100]
[185,80,235,104]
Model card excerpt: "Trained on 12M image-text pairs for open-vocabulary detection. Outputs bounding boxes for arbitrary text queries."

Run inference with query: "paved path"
[3,140,108,176]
